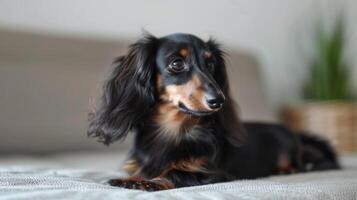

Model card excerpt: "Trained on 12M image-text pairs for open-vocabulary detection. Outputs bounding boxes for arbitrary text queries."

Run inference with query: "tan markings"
[154,74,212,138]
[171,158,211,173]
[155,74,162,93]
[204,51,212,58]
[277,153,296,174]
[152,102,200,139]
[190,75,207,109]
[123,159,141,175]
[179,48,189,57]
[150,177,175,189]
[277,153,290,170]
[156,167,175,178]
[161,75,208,111]
[278,158,291,171]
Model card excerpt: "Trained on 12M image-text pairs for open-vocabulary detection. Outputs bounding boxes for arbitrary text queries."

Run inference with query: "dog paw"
[108,178,171,191]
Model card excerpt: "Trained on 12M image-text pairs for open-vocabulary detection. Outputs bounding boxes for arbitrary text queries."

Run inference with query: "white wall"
[0,0,356,108]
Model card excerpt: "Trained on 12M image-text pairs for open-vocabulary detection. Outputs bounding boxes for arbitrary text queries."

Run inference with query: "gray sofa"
[0,29,276,154]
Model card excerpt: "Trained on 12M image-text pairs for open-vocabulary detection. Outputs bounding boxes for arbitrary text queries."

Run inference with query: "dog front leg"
[108,176,174,191]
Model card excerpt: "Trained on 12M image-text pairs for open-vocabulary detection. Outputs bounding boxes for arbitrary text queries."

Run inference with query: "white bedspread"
[1,151,357,200]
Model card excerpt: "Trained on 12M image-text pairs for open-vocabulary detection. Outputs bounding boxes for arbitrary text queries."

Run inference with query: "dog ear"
[207,39,246,146]
[88,35,158,145]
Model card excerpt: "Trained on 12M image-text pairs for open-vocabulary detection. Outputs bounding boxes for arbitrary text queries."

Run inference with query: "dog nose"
[205,95,225,110]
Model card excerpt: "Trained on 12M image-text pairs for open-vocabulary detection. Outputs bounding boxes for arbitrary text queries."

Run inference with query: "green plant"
[304,16,352,101]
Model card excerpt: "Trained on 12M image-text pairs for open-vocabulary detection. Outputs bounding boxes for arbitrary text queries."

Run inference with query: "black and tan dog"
[88,33,339,191]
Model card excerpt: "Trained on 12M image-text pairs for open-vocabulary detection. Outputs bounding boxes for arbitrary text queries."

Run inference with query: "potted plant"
[281,16,357,154]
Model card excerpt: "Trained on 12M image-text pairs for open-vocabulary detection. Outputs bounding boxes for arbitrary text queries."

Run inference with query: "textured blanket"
[1,152,357,200]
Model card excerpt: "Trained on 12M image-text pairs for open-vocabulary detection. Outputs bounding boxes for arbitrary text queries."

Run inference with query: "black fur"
[88,35,158,144]
[298,132,340,171]
[88,33,339,191]
[207,40,246,146]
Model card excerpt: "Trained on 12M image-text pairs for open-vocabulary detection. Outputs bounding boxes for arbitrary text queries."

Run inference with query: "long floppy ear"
[88,35,158,145]
[207,39,246,146]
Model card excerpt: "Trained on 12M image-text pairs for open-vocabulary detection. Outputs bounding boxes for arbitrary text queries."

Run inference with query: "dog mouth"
[178,102,215,116]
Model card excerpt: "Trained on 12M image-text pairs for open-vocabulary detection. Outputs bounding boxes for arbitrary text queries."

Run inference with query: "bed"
[1,151,357,200]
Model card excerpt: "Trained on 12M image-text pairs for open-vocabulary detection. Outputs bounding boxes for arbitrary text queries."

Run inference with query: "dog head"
[154,33,225,116]
[88,33,243,145]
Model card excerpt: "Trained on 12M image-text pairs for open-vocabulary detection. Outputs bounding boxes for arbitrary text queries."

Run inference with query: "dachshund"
[88,33,339,191]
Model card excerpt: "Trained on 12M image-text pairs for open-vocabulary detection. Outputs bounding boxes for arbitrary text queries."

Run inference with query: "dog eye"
[169,58,186,72]
[207,62,215,72]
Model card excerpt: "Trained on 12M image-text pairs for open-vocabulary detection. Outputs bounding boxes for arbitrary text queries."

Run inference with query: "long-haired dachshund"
[88,33,339,191]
